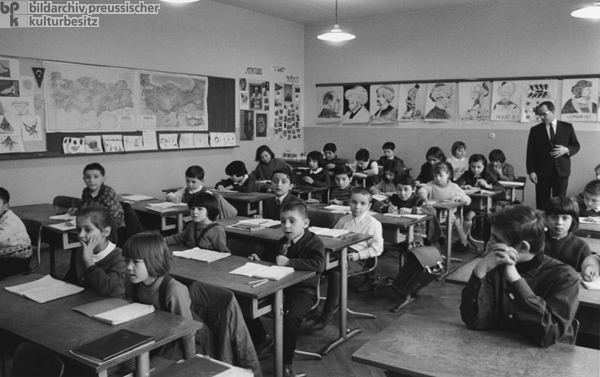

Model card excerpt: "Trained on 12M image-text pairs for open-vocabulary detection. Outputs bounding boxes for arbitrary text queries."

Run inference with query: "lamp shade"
[317,24,356,42]
[571,2,600,18]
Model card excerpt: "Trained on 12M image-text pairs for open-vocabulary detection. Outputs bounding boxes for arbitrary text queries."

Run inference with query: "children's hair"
[123,231,170,277]
[225,160,247,177]
[382,141,395,151]
[0,187,9,203]
[83,162,105,176]
[595,164,600,172]
[333,164,353,178]
[468,154,487,167]
[78,207,118,244]
[323,143,337,153]
[188,192,219,221]
[255,145,275,162]
[432,161,454,181]
[451,141,466,156]
[351,186,372,199]
[488,205,545,254]
[271,169,292,180]
[394,174,416,188]
[281,201,308,220]
[488,149,506,163]
[584,179,600,196]
[306,151,324,167]
[185,165,205,180]
[544,197,579,232]
[425,146,446,162]
[382,159,405,183]
[355,148,370,162]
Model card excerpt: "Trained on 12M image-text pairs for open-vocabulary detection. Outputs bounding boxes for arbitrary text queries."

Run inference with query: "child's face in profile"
[308,159,319,170]
[396,184,414,201]
[190,206,209,223]
[186,176,203,192]
[350,192,371,218]
[383,149,394,158]
[335,173,351,190]
[454,147,466,159]
[584,192,600,210]
[469,161,485,177]
[271,173,292,197]
[546,214,572,239]
[324,150,335,160]
[433,170,450,186]
[83,169,106,192]
[427,155,440,166]
[126,258,152,285]
[357,160,369,169]
[280,209,308,240]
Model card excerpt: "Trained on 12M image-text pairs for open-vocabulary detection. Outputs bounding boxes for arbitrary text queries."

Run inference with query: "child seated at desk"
[247,202,325,377]
[487,149,515,181]
[370,159,405,196]
[215,160,256,193]
[299,151,330,203]
[460,205,580,347]
[312,188,384,330]
[322,142,345,171]
[251,145,290,182]
[572,164,600,202]
[376,141,407,173]
[418,161,471,252]
[348,148,379,188]
[257,170,305,221]
[582,253,600,282]
[0,187,32,280]
[70,163,126,242]
[64,207,127,298]
[165,193,230,253]
[447,141,468,181]
[124,232,196,361]
[330,165,354,206]
[167,165,238,219]
[577,179,600,218]
[416,146,446,185]
[543,197,590,272]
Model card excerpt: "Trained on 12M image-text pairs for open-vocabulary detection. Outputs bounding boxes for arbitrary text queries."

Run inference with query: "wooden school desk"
[216,216,373,356]
[168,248,314,377]
[0,274,202,377]
[352,313,600,377]
[210,190,274,216]
[123,197,188,233]
[430,200,467,278]
[11,203,81,277]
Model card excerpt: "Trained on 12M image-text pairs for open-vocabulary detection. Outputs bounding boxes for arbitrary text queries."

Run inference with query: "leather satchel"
[392,245,444,295]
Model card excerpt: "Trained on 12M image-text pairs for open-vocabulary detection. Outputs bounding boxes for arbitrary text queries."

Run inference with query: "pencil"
[252,280,268,288]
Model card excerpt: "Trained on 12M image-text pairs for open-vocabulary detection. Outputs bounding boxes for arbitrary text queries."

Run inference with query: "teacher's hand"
[528,172,538,184]
[551,145,568,158]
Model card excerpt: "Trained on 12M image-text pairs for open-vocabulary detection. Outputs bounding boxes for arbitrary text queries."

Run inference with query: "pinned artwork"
[210,132,236,147]
[398,83,426,121]
[255,113,268,138]
[316,86,343,124]
[20,76,35,98]
[84,135,103,153]
[459,81,491,123]
[342,85,370,124]
[424,83,456,122]
[179,133,194,149]
[560,78,599,122]
[0,116,15,134]
[0,135,24,153]
[490,81,522,122]
[520,80,559,123]
[240,110,254,141]
[193,133,210,148]
[158,133,178,149]
[0,58,19,79]
[62,137,86,154]
[249,83,263,111]
[370,84,400,124]
[102,134,125,152]
[123,135,145,151]
[0,97,35,117]
[21,115,42,141]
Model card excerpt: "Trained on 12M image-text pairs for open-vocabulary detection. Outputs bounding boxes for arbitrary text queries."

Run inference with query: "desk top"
[126,198,190,217]
[0,274,202,373]
[445,257,600,309]
[352,313,600,377]
[218,216,372,253]
[12,203,73,234]
[429,200,467,210]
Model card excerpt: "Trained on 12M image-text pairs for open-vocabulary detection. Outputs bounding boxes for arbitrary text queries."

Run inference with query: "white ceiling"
[209,0,500,25]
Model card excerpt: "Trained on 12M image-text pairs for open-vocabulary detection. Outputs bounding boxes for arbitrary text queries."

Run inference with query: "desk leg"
[320,247,361,355]
[273,290,284,377]
[440,209,454,279]
[177,214,184,233]
[135,352,150,377]
[50,245,57,278]
[258,201,263,217]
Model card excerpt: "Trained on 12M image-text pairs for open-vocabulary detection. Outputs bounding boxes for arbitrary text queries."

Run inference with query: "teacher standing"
[526,101,580,209]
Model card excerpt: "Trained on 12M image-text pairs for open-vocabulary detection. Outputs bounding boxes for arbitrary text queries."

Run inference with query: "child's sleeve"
[84,251,127,298]
[241,175,257,193]
[216,178,234,189]
[208,226,231,253]
[363,161,379,176]
[454,185,471,205]
[0,213,24,244]
[460,272,497,331]
[287,237,325,273]
[166,187,185,202]
[311,171,330,188]
[501,163,515,181]
[417,183,431,199]
[99,187,125,226]
[165,229,188,246]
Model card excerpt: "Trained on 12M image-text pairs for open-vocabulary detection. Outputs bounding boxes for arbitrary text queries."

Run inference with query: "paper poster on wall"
[0,80,19,97]
[424,83,456,122]
[158,133,178,149]
[210,132,235,147]
[21,115,42,141]
[398,83,426,121]
[102,134,124,152]
[263,82,270,112]
[20,76,35,98]
[459,81,491,123]
[140,115,156,129]
[0,135,24,153]
[123,135,144,151]
[316,86,342,124]
[240,91,249,110]
[84,135,103,153]
[179,133,194,148]
[0,97,34,117]
[490,81,522,121]
[142,130,158,150]
[520,80,559,123]
[0,57,19,79]
[370,84,399,124]
[240,110,254,141]
[560,78,599,122]
[193,133,209,148]
[62,137,85,154]
[255,113,268,138]
[342,85,370,124]
[249,82,263,111]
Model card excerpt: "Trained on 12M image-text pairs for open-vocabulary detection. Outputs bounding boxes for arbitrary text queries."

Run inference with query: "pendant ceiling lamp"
[571,2,600,18]
[318,0,355,42]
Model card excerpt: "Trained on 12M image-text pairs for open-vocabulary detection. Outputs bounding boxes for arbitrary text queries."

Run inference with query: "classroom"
[2,0,600,376]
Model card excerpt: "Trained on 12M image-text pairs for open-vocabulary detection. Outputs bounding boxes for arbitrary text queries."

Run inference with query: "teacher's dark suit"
[526,120,580,209]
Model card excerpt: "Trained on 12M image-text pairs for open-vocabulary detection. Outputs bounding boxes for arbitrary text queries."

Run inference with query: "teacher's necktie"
[549,124,555,145]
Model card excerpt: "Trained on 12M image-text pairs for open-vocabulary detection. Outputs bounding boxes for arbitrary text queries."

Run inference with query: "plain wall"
[1,0,304,205]
[304,0,600,207]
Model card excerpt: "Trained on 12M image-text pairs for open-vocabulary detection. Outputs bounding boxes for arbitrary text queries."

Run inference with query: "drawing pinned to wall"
[249,83,263,110]
[20,76,35,98]
[102,134,125,152]
[424,83,456,121]
[284,84,293,102]
[459,81,491,123]
[21,115,42,141]
[0,135,24,153]
[342,85,370,124]
[142,130,158,150]
[0,80,19,97]
[316,86,342,123]
[210,132,236,147]
[179,133,194,149]
[0,97,34,117]
[193,133,210,148]
[158,133,178,149]
[369,84,399,124]
[274,83,285,139]
[84,135,103,153]
[560,78,599,122]
[62,137,85,154]
[239,78,249,110]
[240,110,254,141]
[123,135,144,152]
[0,58,19,79]
[256,113,268,138]
[490,81,521,121]
[398,83,426,121]
[263,82,270,111]
[0,116,15,133]
[520,80,559,123]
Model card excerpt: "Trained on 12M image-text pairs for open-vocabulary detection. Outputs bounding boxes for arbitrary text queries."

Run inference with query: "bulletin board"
[0,55,236,160]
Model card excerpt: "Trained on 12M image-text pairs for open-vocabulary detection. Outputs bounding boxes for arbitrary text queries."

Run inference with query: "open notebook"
[173,248,230,263]
[383,213,427,220]
[146,202,188,213]
[229,262,294,281]
[309,227,356,239]
[5,275,84,303]
[73,298,155,325]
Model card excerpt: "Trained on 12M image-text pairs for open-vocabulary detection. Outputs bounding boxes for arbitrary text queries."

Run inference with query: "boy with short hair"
[247,202,325,377]
[329,165,354,205]
[349,148,379,187]
[460,205,580,347]
[260,170,305,220]
[376,141,406,170]
[577,179,600,217]
[215,160,256,193]
[0,187,32,280]
[167,165,237,219]
[312,187,384,330]
[322,143,345,171]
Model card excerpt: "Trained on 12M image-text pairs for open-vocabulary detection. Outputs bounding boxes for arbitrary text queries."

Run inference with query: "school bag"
[391,244,444,296]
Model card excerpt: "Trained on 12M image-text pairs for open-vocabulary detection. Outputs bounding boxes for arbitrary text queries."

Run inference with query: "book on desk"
[173,248,231,263]
[146,202,189,213]
[229,262,294,281]
[72,298,155,325]
[70,329,155,364]
[5,274,84,303]
[309,227,357,239]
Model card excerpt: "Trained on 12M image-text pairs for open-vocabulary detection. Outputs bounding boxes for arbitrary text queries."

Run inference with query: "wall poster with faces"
[275,83,301,140]
[316,86,342,124]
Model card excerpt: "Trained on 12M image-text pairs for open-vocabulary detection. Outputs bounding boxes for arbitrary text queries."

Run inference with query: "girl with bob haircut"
[252,145,290,181]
